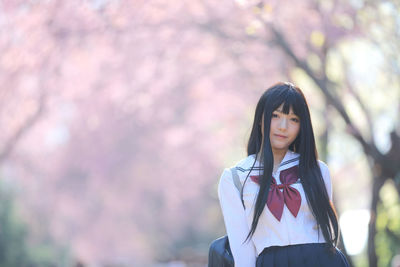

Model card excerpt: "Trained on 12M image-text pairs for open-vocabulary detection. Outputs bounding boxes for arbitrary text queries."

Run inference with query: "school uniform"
[218,150,350,267]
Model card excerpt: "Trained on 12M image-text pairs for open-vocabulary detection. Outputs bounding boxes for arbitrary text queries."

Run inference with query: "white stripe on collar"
[235,150,300,173]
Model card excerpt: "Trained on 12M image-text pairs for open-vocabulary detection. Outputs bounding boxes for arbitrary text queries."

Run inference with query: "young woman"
[218,82,350,267]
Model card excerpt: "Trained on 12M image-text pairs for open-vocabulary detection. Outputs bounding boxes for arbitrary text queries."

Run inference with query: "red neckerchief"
[250,165,301,221]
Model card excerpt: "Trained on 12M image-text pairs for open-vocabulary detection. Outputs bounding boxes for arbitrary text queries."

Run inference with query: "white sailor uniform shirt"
[217,150,333,267]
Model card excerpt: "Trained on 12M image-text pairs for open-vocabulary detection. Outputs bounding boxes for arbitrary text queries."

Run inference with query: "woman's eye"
[272,113,279,118]
[291,118,299,122]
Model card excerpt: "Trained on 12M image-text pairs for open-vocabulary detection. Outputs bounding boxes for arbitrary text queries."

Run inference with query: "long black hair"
[244,82,339,248]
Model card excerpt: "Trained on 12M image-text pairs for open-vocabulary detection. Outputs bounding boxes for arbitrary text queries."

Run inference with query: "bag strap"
[230,167,245,209]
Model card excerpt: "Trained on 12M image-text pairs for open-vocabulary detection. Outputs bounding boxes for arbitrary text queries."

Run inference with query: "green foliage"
[376,181,400,267]
[0,186,32,267]
[0,184,71,267]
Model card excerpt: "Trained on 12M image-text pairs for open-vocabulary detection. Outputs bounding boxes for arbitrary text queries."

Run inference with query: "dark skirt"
[256,243,350,267]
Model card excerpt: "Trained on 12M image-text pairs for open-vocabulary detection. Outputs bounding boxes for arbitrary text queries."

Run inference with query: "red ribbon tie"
[250,165,301,221]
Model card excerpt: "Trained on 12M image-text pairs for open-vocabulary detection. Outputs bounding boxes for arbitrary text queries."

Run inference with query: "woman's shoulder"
[316,159,333,199]
[221,154,259,169]
[219,154,260,180]
[232,154,256,168]
[218,155,258,192]
[317,159,330,173]
[234,154,262,172]
[316,159,332,189]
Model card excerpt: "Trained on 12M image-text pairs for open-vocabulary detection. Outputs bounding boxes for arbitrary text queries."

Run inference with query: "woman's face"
[261,104,300,153]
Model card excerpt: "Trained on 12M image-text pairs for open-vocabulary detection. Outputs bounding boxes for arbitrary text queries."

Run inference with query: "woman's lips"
[274,134,287,138]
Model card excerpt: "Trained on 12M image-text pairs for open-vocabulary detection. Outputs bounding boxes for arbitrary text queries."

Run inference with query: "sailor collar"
[235,150,300,173]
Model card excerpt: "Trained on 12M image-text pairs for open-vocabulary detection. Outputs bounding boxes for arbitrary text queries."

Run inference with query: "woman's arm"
[218,168,257,267]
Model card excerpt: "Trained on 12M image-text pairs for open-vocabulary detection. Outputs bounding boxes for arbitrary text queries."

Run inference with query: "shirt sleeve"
[217,168,257,267]
[318,161,333,202]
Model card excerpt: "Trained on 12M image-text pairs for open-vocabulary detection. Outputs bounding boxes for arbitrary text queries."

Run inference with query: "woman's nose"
[278,117,288,130]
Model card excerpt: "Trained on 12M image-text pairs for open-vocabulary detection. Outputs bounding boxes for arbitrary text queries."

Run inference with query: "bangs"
[272,88,304,118]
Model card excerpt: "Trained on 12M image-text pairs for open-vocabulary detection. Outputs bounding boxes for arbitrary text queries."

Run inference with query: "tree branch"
[343,75,375,144]
[264,22,383,162]
[0,92,46,163]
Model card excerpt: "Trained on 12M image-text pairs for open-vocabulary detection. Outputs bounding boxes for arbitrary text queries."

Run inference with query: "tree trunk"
[368,176,384,267]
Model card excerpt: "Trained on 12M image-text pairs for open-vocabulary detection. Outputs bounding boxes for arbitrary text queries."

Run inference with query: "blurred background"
[1,0,399,266]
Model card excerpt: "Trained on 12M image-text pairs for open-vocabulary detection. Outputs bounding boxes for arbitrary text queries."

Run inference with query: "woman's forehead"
[274,103,296,114]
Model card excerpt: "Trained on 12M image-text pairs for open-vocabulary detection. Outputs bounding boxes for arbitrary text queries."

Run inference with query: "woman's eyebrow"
[274,109,297,115]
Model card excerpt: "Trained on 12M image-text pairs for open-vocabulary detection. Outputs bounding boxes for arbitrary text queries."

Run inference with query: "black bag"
[208,236,234,267]
[208,167,244,267]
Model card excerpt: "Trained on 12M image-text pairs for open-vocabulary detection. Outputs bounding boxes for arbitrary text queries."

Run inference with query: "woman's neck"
[271,148,287,171]
[256,148,288,173]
